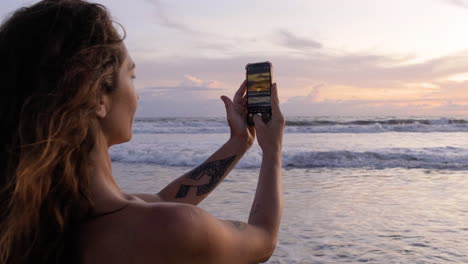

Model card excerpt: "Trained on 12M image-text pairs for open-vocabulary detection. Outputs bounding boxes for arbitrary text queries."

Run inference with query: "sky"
[2,0,468,117]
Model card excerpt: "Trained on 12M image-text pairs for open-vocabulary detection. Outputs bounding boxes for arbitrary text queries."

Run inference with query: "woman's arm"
[155,136,250,205]
[136,83,285,264]
[133,81,255,205]
[247,83,284,250]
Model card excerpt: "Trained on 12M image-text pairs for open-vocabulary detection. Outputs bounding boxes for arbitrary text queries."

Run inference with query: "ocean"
[111,116,468,263]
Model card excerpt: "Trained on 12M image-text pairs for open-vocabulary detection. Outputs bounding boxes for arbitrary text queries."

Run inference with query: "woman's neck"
[87,139,130,212]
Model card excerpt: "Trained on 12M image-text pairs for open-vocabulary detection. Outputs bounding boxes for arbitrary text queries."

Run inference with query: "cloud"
[143,0,202,34]
[277,30,323,50]
[445,0,468,8]
[136,49,468,90]
[140,86,221,93]
[139,75,223,96]
[136,86,224,117]
[135,75,226,117]
[132,47,468,117]
[180,74,223,88]
[306,84,325,102]
[281,97,468,117]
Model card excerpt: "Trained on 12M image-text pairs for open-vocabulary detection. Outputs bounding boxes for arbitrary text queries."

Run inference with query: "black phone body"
[245,61,272,126]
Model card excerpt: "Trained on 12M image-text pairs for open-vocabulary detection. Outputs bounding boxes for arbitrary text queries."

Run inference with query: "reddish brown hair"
[0,0,126,263]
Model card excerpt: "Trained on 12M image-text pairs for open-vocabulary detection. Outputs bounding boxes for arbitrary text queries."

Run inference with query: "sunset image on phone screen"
[247,72,271,93]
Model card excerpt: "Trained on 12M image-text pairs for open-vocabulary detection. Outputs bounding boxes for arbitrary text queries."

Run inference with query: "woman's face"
[99,43,138,146]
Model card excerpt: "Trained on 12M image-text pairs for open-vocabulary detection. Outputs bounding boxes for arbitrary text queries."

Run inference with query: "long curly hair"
[0,0,126,263]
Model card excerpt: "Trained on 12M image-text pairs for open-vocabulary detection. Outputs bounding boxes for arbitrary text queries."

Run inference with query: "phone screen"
[246,62,272,125]
[246,62,271,111]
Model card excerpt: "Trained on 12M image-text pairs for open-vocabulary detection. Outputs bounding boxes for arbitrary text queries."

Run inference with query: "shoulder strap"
[84,203,130,222]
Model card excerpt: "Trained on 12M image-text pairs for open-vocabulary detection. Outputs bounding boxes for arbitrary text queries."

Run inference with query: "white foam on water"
[133,117,468,134]
[110,145,468,170]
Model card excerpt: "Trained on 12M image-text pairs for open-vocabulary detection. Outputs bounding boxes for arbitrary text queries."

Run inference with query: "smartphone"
[245,61,272,126]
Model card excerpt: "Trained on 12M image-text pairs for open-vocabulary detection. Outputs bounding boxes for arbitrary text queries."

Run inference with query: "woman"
[0,0,285,263]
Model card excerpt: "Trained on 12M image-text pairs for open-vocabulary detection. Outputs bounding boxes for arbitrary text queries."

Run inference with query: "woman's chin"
[122,133,132,143]
[111,133,132,146]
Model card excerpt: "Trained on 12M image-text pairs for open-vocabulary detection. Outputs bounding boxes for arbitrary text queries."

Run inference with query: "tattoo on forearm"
[175,184,190,198]
[230,220,247,231]
[175,155,236,199]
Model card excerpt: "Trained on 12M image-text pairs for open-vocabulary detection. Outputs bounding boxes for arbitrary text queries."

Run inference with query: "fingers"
[234,103,246,115]
[233,80,247,105]
[220,95,234,113]
[241,94,247,107]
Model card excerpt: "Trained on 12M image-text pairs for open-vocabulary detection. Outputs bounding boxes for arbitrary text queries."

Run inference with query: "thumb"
[220,96,234,112]
[253,113,264,128]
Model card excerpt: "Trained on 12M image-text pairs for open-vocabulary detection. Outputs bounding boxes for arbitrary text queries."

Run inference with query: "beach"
[111,116,468,263]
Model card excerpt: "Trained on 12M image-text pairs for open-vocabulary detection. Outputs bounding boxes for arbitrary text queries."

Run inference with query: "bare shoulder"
[80,201,214,264]
[135,202,273,264]
[80,201,272,264]
[133,202,217,263]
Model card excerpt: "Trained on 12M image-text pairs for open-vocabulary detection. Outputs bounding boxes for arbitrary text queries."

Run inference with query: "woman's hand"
[221,80,255,149]
[252,83,285,154]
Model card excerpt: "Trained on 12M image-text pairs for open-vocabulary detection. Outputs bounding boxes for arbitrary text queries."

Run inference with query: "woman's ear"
[96,93,111,119]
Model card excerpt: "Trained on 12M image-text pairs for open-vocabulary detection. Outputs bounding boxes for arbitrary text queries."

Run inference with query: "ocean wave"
[132,117,468,134]
[286,118,468,127]
[110,146,468,170]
